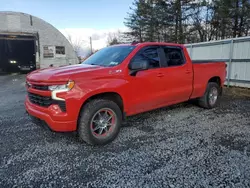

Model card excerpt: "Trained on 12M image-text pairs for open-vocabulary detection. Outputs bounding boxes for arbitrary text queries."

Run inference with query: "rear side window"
[163,47,185,67]
[132,47,160,69]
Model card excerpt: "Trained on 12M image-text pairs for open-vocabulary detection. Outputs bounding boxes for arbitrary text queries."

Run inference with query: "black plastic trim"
[192,60,227,64]
[192,59,250,63]
[28,92,66,112]
[32,84,49,91]
[229,79,250,84]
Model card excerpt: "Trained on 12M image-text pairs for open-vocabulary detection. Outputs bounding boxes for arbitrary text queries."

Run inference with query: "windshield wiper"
[89,63,107,67]
[88,63,101,66]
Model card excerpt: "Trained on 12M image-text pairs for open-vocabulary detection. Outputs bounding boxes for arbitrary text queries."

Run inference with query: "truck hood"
[27,64,104,83]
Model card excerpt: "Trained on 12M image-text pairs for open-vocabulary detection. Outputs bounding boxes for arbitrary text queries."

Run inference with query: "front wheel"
[198,82,221,109]
[78,99,122,145]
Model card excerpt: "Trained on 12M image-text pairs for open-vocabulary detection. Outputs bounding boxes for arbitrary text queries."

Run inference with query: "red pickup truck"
[25,42,226,145]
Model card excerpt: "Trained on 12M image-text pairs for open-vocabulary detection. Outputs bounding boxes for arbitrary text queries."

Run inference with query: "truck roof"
[112,42,184,48]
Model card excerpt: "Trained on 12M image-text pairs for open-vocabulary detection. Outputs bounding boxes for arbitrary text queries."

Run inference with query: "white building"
[0,11,78,73]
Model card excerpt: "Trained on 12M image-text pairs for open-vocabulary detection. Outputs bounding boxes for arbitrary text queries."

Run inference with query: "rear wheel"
[78,99,122,145]
[198,82,221,109]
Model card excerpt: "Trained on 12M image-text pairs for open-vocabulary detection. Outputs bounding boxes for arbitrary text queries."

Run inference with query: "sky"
[1,0,134,53]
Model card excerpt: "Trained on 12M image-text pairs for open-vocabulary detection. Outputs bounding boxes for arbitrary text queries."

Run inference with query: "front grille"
[28,92,52,107]
[32,85,49,91]
[28,92,66,112]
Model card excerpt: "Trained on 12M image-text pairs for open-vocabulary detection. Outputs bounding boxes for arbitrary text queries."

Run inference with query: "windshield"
[82,46,136,67]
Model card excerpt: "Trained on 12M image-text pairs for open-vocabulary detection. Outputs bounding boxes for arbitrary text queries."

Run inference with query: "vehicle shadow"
[38,101,198,146]
[122,101,195,128]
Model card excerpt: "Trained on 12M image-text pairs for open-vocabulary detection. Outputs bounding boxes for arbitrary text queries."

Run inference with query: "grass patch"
[224,86,250,98]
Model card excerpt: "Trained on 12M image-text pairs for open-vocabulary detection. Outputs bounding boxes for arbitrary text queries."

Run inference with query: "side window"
[132,47,160,69]
[163,47,185,67]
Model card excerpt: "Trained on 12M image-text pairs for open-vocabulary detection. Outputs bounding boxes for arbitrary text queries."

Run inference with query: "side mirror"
[128,60,149,76]
[129,59,149,71]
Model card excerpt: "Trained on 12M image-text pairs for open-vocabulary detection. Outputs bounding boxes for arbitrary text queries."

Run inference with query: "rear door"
[159,46,193,104]
[126,46,168,114]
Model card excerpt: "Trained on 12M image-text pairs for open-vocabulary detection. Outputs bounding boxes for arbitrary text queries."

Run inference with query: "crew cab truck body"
[25,42,226,145]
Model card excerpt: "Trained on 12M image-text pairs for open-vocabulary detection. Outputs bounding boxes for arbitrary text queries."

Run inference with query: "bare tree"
[107,30,121,46]
[66,33,84,57]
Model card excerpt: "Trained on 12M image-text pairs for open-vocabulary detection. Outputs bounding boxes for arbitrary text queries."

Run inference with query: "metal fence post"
[227,39,234,87]
[190,44,193,59]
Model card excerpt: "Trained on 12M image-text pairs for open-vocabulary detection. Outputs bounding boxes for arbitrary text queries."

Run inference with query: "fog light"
[49,104,62,114]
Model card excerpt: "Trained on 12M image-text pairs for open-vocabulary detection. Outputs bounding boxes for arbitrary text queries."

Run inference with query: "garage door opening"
[0,34,36,73]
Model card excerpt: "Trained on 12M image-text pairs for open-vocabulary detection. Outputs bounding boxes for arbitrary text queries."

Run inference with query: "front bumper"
[25,96,77,132]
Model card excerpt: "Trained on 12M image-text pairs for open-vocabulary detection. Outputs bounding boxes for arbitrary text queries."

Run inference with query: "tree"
[124,0,250,44]
[187,0,214,42]
[210,0,250,39]
[118,31,136,43]
[66,33,84,57]
[124,0,150,42]
[107,31,120,46]
[124,0,195,43]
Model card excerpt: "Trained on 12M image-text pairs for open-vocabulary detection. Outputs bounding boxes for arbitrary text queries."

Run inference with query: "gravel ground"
[0,74,250,188]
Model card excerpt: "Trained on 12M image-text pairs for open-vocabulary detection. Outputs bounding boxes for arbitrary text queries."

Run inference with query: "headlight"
[10,60,17,64]
[48,81,75,91]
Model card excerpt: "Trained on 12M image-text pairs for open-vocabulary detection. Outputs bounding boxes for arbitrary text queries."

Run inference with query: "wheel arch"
[84,92,124,111]
[208,76,221,86]
[208,76,222,95]
[77,91,125,127]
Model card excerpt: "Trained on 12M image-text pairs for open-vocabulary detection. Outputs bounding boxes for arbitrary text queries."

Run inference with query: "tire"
[78,99,122,145]
[198,82,221,109]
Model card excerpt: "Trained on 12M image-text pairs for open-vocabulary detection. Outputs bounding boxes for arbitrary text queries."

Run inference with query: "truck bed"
[191,61,226,99]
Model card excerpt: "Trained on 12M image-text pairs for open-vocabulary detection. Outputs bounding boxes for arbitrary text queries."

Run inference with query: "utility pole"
[90,37,93,54]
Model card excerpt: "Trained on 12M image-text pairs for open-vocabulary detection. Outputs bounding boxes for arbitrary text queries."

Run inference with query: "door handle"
[185,70,191,74]
[157,73,164,77]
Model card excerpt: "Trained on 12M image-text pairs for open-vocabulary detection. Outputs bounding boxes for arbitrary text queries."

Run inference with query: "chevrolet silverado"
[25,42,226,145]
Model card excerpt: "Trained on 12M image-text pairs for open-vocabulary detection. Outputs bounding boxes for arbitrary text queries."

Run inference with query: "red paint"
[25,96,76,131]
[25,42,226,132]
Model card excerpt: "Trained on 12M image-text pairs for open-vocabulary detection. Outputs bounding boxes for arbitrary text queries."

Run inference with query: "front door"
[126,46,168,115]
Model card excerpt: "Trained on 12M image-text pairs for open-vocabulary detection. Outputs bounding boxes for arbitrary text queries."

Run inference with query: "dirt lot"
[0,74,250,188]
